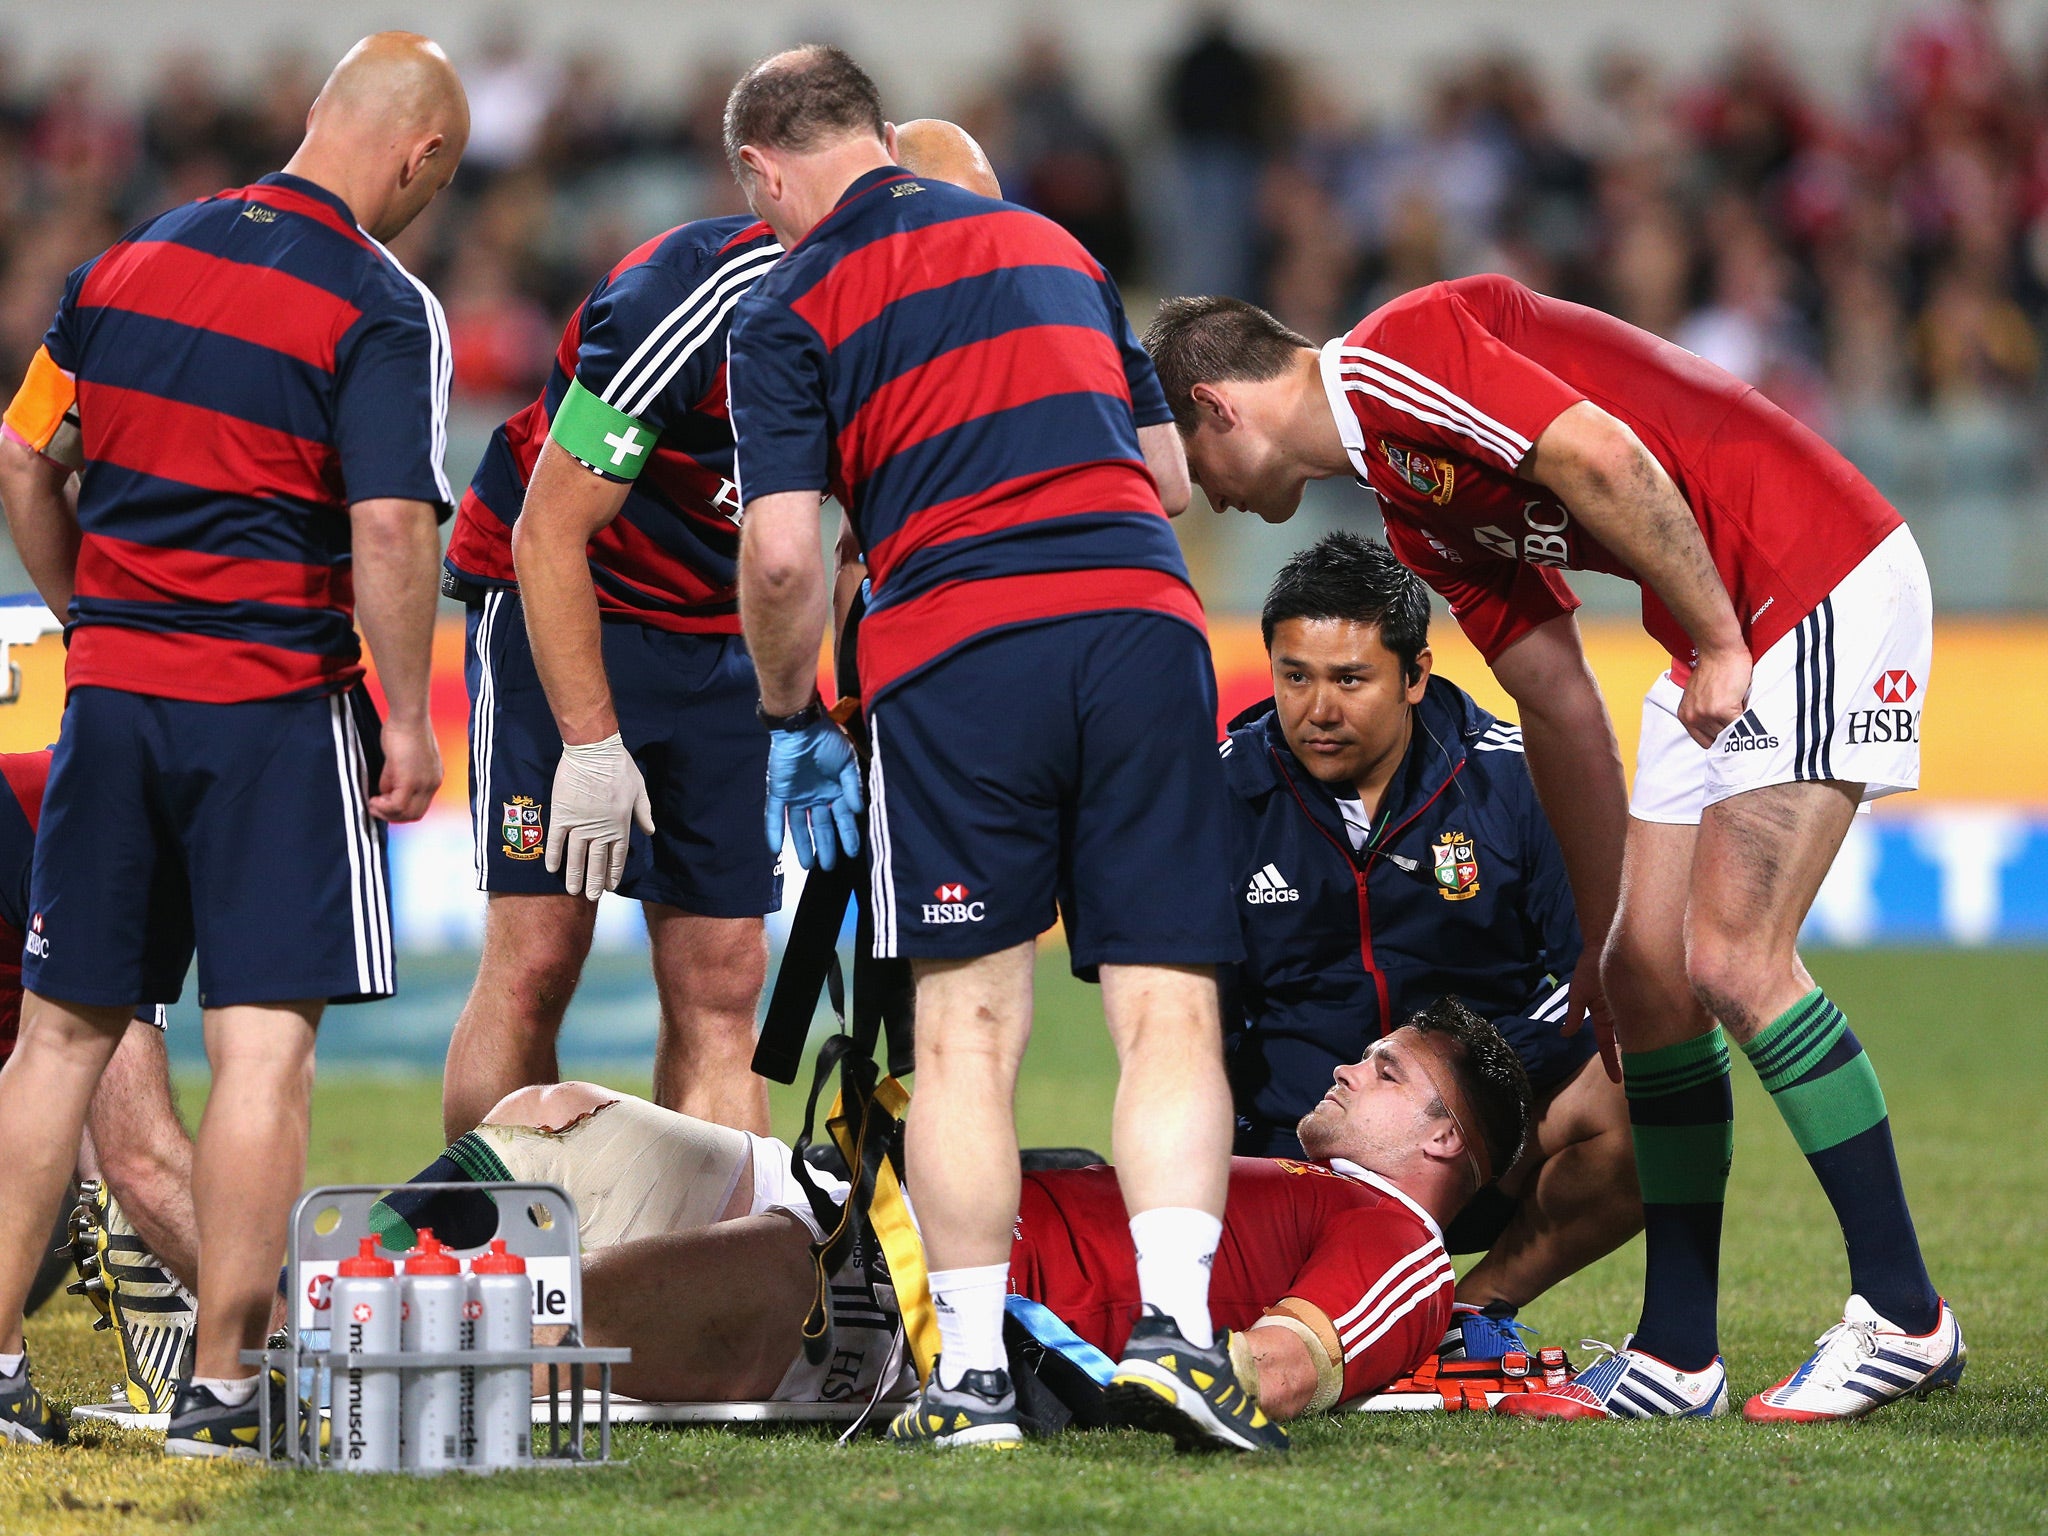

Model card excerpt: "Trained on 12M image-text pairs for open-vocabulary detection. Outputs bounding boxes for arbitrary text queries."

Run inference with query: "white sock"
[0,1350,23,1377]
[928,1263,1010,1389]
[192,1373,260,1407]
[1130,1206,1222,1350]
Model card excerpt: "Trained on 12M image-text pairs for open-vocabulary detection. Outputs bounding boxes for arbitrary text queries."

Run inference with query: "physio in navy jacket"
[1222,532,1639,1311]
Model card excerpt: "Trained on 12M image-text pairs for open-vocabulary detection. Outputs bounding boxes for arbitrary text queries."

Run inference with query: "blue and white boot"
[1494,1336,1727,1420]
[1745,1295,1964,1423]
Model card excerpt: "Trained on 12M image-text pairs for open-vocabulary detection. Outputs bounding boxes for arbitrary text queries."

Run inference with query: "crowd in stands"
[1,2,2044,459]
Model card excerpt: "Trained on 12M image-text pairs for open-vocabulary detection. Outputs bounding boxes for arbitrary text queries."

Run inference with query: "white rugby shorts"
[479,1095,912,1405]
[1630,525,1931,825]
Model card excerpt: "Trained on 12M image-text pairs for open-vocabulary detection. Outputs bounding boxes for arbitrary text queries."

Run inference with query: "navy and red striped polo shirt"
[443,216,781,634]
[5,172,453,704]
[726,167,1202,698]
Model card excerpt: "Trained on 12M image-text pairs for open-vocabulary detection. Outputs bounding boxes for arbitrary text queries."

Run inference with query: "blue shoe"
[1440,1303,1537,1361]
[1494,1337,1727,1420]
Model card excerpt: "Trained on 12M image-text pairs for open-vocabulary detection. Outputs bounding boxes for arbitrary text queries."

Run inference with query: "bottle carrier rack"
[243,1182,630,1470]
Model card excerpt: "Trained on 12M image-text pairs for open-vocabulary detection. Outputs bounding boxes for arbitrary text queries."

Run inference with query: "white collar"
[1318,339,1376,487]
[1324,1157,1446,1247]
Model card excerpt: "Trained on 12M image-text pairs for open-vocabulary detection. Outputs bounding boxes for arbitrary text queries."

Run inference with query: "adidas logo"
[1246,863,1300,904]
[1721,709,1780,753]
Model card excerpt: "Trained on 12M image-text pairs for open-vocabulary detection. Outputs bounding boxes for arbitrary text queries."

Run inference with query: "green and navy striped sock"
[1740,989,1938,1332]
[1623,1027,1733,1372]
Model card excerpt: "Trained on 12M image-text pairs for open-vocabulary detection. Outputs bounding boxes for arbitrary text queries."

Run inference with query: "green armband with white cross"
[549,377,656,481]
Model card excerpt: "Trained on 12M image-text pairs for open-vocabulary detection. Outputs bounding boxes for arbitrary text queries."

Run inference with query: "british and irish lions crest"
[501,795,544,860]
[1431,830,1481,901]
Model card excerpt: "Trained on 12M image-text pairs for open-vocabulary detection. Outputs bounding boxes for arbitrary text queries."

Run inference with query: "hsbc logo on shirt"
[922,883,985,924]
[1473,501,1573,568]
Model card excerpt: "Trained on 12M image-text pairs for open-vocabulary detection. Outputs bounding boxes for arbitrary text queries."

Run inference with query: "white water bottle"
[329,1237,398,1470]
[467,1239,531,1469]
[399,1230,466,1471]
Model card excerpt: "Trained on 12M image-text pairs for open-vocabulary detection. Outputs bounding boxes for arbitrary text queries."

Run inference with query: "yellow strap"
[828,1075,942,1384]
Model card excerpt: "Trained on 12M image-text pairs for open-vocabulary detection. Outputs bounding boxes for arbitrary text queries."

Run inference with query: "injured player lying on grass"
[371,998,1531,1425]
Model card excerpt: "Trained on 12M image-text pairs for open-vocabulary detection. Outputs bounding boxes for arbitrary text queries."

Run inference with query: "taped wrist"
[549,378,655,481]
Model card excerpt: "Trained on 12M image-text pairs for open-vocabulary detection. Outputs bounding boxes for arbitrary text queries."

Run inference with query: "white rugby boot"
[1494,1336,1728,1420]
[1744,1295,1965,1423]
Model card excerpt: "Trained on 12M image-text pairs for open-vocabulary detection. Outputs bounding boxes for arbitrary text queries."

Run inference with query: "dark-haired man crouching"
[1221,532,1639,1350]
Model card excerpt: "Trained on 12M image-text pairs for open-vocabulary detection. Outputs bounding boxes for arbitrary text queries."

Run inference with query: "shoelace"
[1798,1317,1882,1392]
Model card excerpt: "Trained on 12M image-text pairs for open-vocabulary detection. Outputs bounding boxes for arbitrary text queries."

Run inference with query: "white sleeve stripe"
[364,234,454,504]
[1339,344,1536,456]
[1337,368,1525,468]
[1340,1255,1455,1350]
[1330,1239,1446,1331]
[1343,1264,1456,1361]
[604,246,781,415]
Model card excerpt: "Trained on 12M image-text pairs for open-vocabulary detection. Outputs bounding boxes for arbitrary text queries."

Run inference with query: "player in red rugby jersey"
[367,998,1528,1424]
[1144,282,1961,1423]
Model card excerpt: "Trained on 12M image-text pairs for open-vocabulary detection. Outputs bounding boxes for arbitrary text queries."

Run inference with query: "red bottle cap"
[468,1238,527,1275]
[337,1235,393,1277]
[404,1228,462,1275]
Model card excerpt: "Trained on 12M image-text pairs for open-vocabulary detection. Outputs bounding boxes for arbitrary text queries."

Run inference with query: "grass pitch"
[6,946,2045,1535]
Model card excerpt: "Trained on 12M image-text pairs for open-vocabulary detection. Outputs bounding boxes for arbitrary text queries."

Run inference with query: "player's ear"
[1405,646,1432,700]
[1190,381,1237,432]
[400,133,445,188]
[883,121,900,161]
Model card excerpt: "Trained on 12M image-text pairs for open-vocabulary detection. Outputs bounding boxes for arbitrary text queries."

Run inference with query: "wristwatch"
[757,695,826,732]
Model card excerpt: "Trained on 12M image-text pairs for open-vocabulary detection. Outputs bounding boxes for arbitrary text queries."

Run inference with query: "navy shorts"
[24,685,393,1009]
[865,612,1242,974]
[464,590,780,917]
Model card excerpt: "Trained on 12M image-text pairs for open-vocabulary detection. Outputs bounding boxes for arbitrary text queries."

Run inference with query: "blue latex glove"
[765,719,864,871]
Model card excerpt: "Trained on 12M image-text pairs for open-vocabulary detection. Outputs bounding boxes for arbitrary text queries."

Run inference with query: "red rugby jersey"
[1323,274,1901,674]
[1011,1155,1454,1404]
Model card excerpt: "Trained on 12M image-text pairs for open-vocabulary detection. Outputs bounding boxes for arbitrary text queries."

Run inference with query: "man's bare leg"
[644,906,769,1133]
[1099,963,1232,1348]
[1456,1054,1641,1309]
[441,892,598,1140]
[903,943,1034,1386]
[573,1213,816,1401]
[81,1020,198,1288]
[1689,780,1939,1336]
[0,995,129,1353]
[191,1002,321,1382]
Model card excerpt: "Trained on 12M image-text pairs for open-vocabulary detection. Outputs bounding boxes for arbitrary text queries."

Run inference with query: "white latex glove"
[544,733,655,900]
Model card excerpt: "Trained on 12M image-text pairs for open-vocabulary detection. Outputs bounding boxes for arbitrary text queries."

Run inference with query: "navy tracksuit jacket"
[1221,674,1591,1158]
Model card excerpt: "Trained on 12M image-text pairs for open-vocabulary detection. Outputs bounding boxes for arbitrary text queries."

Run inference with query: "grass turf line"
[5,946,2044,1535]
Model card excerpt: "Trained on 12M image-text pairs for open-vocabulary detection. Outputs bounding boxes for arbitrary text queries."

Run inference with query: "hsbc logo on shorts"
[923,883,985,924]
[1874,670,1917,705]
[24,912,47,959]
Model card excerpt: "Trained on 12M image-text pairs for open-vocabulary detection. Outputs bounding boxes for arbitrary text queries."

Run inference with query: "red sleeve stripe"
[838,324,1128,486]
[235,185,374,251]
[65,626,360,702]
[863,462,1159,585]
[77,240,361,371]
[858,566,1203,699]
[79,381,341,506]
[790,209,1103,351]
[76,531,351,612]
[1340,1252,1456,1363]
[1336,352,1529,467]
